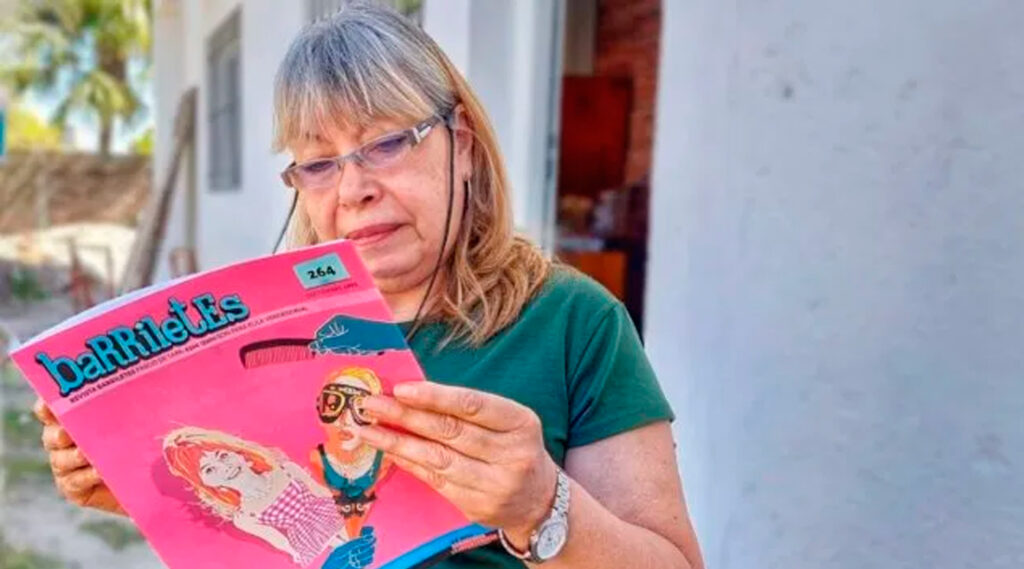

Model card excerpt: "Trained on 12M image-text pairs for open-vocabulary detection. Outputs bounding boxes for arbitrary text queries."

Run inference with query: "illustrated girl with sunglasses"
[310,367,393,569]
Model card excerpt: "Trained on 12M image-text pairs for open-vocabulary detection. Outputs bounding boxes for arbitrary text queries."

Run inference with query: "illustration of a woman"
[163,427,349,566]
[310,367,393,539]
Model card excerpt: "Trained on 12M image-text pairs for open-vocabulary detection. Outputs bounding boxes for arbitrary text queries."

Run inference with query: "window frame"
[206,8,242,192]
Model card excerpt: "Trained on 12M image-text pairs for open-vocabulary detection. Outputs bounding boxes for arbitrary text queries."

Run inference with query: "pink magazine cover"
[10,239,495,569]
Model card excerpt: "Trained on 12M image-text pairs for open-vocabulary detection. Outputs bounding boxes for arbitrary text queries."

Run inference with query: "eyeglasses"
[281,114,445,192]
[317,384,373,425]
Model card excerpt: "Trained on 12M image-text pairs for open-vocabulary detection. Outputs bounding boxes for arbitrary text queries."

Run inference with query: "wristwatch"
[498,468,571,563]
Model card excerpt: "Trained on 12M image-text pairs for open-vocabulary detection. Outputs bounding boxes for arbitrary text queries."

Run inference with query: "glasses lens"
[349,394,372,426]
[318,392,345,422]
[292,159,340,190]
[361,133,413,168]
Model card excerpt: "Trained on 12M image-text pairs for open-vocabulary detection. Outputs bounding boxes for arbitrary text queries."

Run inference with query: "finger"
[354,538,374,551]
[389,453,461,494]
[50,446,89,474]
[33,398,58,425]
[389,454,492,520]
[42,424,75,450]
[359,425,489,490]
[58,466,102,495]
[361,396,495,460]
[392,382,531,432]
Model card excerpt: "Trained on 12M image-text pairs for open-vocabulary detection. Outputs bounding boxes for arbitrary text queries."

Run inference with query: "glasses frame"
[317,384,373,425]
[280,113,446,190]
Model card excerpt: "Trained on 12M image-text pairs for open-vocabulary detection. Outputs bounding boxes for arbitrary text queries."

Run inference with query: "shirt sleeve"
[566,301,675,448]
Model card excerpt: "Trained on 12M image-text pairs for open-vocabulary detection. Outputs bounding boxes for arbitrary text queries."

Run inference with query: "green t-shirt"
[402,267,674,568]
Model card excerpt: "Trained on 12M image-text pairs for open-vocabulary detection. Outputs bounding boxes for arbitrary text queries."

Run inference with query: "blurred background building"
[2,0,1024,568]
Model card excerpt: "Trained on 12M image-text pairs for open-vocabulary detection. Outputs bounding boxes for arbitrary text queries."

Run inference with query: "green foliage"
[78,520,144,551]
[0,529,64,569]
[394,0,423,17]
[5,104,63,150]
[1,361,24,389]
[129,125,152,155]
[1,455,52,488]
[0,0,153,155]
[3,408,42,448]
[6,268,48,302]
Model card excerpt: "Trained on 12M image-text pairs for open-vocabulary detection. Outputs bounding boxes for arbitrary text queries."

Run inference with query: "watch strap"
[498,469,571,563]
[497,526,534,561]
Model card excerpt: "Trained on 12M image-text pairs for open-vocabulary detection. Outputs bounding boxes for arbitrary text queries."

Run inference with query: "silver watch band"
[498,468,571,563]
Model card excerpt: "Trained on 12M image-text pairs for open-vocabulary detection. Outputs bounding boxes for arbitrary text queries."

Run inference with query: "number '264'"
[306,265,337,279]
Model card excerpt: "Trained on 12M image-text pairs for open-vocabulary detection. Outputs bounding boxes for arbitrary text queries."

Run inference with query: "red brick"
[591,0,660,185]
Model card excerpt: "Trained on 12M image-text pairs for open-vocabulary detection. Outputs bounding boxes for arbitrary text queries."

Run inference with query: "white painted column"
[152,1,184,186]
[647,1,1024,567]
[424,0,561,247]
[151,0,190,283]
[421,0,471,73]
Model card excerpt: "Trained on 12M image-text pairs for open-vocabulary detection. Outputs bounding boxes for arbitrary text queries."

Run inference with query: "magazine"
[9,239,495,569]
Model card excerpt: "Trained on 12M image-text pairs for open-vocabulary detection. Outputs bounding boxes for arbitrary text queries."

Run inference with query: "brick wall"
[593,0,661,184]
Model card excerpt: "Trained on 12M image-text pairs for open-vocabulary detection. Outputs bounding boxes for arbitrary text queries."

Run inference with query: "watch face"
[534,519,569,560]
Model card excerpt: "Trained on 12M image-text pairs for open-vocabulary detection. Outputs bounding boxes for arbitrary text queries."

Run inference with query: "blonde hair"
[326,366,383,394]
[273,1,549,346]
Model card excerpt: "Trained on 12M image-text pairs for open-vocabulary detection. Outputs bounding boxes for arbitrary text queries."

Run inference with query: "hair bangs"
[273,12,449,151]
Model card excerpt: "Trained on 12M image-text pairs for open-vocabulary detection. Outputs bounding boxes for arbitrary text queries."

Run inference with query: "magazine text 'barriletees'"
[34,293,251,397]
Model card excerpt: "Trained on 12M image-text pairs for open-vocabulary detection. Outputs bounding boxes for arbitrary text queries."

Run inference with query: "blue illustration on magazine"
[309,316,407,356]
[322,527,376,569]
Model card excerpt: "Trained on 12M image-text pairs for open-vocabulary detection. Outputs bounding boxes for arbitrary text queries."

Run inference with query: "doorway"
[554,0,663,336]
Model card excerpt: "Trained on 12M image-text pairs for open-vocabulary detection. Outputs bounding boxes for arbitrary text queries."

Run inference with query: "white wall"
[154,0,302,281]
[150,0,199,283]
[152,1,182,190]
[647,1,1024,567]
[193,0,301,271]
[424,0,561,247]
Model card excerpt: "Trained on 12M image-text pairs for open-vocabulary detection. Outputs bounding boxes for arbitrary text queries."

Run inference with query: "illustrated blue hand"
[322,527,377,569]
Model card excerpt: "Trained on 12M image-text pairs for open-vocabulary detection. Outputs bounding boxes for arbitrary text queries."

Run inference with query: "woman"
[311,367,393,539]
[35,2,703,568]
[163,427,349,566]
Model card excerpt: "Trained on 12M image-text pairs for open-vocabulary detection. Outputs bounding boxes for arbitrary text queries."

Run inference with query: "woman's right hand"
[33,398,126,516]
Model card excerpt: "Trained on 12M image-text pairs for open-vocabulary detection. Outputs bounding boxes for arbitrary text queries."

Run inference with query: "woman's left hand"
[358,382,558,543]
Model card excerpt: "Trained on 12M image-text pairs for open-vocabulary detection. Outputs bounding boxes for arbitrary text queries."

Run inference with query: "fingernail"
[359,396,388,415]
[393,383,418,399]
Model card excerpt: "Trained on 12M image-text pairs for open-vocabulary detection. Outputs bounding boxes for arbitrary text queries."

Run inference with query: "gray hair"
[272,1,552,346]
[273,1,455,149]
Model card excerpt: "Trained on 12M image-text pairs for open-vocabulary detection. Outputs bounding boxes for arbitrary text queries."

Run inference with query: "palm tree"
[1,0,152,156]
